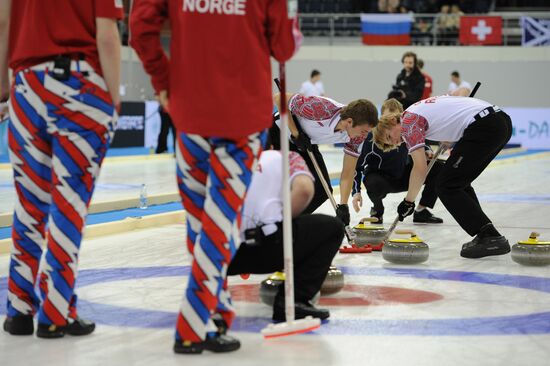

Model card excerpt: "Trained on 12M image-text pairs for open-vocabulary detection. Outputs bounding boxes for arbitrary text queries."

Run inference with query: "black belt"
[473,106,501,122]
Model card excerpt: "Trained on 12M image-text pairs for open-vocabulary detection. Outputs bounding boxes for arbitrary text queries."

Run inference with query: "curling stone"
[320,265,345,295]
[259,272,321,306]
[352,217,387,248]
[382,230,429,264]
[511,232,550,266]
[259,272,284,306]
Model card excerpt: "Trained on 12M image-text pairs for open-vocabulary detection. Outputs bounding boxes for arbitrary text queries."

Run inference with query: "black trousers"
[228,214,344,302]
[436,111,513,236]
[364,160,443,214]
[156,108,176,153]
[269,124,332,214]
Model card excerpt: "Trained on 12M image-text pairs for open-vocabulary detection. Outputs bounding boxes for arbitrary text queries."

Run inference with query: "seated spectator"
[378,0,400,13]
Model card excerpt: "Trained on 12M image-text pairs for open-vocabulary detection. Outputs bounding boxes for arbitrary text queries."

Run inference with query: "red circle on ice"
[229,283,443,306]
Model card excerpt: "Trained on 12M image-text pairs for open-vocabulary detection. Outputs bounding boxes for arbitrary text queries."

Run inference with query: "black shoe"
[272,297,330,322]
[173,334,241,354]
[413,209,443,224]
[370,208,383,224]
[36,317,95,339]
[460,235,511,259]
[212,314,228,335]
[3,315,34,335]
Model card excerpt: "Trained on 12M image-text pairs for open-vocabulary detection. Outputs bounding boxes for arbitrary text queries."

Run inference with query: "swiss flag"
[459,16,502,45]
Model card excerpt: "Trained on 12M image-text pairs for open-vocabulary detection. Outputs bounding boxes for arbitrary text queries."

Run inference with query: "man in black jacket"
[388,51,425,109]
[351,99,443,224]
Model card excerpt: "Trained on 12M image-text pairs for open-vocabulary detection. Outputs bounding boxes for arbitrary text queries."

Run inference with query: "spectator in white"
[299,69,324,97]
[448,71,471,94]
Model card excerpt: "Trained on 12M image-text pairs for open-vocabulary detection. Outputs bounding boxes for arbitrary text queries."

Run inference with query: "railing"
[298,12,550,46]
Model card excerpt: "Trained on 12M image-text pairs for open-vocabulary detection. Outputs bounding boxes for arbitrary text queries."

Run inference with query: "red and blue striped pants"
[6,61,116,326]
[175,131,264,342]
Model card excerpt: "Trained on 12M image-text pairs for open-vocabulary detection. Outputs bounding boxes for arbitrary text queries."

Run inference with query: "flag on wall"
[521,17,550,46]
[459,16,502,45]
[360,14,413,45]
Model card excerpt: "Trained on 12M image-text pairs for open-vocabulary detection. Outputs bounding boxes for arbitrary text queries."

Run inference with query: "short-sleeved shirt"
[401,95,493,152]
[9,0,124,75]
[299,80,325,97]
[240,150,313,241]
[448,80,472,93]
[275,94,365,157]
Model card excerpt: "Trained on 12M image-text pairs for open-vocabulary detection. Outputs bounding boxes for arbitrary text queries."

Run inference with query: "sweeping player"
[228,150,343,322]
[271,93,379,226]
[352,98,444,224]
[130,0,300,354]
[373,95,513,258]
[1,0,122,337]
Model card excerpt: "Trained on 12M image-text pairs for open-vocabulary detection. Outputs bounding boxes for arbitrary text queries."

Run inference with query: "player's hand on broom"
[290,132,312,152]
[397,199,415,221]
[336,204,351,226]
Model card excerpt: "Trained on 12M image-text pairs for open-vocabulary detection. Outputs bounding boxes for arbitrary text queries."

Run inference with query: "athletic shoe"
[3,315,34,336]
[272,297,330,322]
[36,317,95,339]
[460,235,511,259]
[173,334,241,354]
[370,208,383,224]
[413,209,443,224]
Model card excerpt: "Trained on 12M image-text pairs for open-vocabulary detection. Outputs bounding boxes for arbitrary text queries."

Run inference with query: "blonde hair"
[381,98,403,115]
[372,112,401,152]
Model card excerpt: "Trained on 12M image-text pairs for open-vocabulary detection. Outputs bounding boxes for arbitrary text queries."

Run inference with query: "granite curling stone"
[511,232,550,266]
[320,265,345,295]
[382,230,429,264]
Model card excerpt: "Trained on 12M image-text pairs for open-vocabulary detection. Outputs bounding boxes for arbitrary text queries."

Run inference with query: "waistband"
[25,59,94,74]
[472,106,501,122]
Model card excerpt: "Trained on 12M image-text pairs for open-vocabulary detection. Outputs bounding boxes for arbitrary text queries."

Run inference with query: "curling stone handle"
[395,229,416,236]
[529,232,540,239]
[360,217,379,224]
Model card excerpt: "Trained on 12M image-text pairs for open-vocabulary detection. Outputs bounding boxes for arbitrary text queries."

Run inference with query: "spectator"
[299,69,325,97]
[387,51,425,109]
[437,4,460,45]
[417,59,433,99]
[448,70,471,94]
[378,0,400,13]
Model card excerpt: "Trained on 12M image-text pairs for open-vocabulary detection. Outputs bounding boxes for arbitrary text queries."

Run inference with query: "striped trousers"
[175,131,263,342]
[6,61,116,326]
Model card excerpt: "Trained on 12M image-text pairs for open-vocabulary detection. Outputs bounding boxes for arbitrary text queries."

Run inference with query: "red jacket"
[421,72,433,100]
[130,0,298,138]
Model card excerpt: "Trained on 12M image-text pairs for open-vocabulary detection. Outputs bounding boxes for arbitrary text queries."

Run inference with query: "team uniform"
[129,0,298,350]
[271,95,365,214]
[228,151,343,320]
[4,0,122,336]
[352,132,443,223]
[401,95,513,256]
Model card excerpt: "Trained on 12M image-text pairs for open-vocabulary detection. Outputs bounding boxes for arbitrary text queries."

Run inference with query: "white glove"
[352,193,363,213]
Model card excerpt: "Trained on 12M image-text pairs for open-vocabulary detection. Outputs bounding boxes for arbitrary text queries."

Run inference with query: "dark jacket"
[352,133,410,195]
[392,67,425,109]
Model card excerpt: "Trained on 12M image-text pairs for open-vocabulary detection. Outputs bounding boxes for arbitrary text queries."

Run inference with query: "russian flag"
[361,14,413,45]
